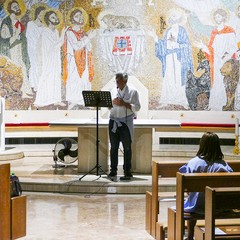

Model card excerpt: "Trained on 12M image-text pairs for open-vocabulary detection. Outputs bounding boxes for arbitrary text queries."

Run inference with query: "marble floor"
[19,192,154,240]
[1,143,237,240]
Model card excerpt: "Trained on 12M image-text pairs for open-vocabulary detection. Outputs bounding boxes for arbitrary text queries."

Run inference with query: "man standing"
[0,0,33,98]
[63,7,94,110]
[108,73,141,178]
[34,9,66,107]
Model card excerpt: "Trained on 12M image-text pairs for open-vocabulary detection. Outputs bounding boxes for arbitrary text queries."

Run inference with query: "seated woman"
[179,132,233,240]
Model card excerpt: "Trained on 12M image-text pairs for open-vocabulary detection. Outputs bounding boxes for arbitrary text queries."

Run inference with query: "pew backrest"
[176,172,240,240]
[0,163,11,239]
[151,161,187,235]
[150,160,240,237]
[205,186,240,240]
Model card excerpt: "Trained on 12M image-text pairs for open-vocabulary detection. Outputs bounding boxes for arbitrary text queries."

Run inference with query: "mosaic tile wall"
[0,0,239,113]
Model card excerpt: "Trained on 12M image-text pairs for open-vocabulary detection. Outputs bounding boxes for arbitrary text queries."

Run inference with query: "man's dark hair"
[213,8,228,22]
[44,10,56,26]
[34,6,46,20]
[70,9,82,24]
[7,0,19,14]
[116,73,128,82]
[197,132,224,162]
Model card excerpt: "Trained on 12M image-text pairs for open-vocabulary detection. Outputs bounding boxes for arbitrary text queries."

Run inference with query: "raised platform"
[0,144,238,195]
[0,147,24,160]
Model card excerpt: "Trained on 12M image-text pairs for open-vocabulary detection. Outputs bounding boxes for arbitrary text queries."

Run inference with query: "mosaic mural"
[0,0,240,111]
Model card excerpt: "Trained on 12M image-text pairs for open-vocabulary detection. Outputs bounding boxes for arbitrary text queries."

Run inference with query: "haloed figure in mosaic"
[149,8,193,109]
[108,73,141,179]
[195,8,237,111]
[26,3,47,92]
[34,9,67,108]
[63,7,95,110]
[232,4,240,111]
[0,0,33,98]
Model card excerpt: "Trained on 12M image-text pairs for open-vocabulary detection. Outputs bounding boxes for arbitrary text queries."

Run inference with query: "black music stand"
[79,91,112,181]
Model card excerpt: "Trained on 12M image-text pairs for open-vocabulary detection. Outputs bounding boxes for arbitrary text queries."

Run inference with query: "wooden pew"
[147,160,240,239]
[0,163,27,239]
[195,186,240,240]
[169,172,240,240]
[0,163,11,239]
[146,160,186,239]
[11,195,27,239]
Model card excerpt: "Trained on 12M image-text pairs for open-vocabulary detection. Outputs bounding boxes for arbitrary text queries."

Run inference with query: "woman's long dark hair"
[196,132,224,162]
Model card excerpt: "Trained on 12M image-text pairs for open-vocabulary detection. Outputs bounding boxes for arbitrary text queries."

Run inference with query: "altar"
[49,118,181,174]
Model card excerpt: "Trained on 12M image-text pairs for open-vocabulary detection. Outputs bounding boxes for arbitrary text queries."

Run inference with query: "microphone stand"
[79,91,112,181]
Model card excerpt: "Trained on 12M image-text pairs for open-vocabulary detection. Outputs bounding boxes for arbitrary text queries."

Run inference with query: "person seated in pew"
[178,132,233,240]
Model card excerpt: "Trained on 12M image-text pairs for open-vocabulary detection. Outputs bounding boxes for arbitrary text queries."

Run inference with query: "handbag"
[10,173,22,197]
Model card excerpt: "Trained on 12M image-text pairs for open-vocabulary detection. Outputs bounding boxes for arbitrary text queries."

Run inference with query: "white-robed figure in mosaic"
[230,4,240,111]
[34,9,66,107]
[63,7,95,110]
[26,3,46,92]
[195,8,237,111]
[150,8,193,108]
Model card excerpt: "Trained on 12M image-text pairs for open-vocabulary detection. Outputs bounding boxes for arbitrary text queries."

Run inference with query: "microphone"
[117,87,122,99]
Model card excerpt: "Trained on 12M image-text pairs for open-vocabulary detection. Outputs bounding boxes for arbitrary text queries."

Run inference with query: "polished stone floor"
[1,143,237,240]
[19,192,154,240]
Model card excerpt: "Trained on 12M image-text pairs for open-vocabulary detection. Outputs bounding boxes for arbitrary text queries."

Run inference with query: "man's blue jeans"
[109,119,132,172]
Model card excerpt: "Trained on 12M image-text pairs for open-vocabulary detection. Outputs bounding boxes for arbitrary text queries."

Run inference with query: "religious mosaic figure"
[0,0,33,98]
[34,9,67,107]
[63,7,95,110]
[232,5,240,111]
[150,8,193,108]
[26,3,46,92]
[196,8,238,111]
